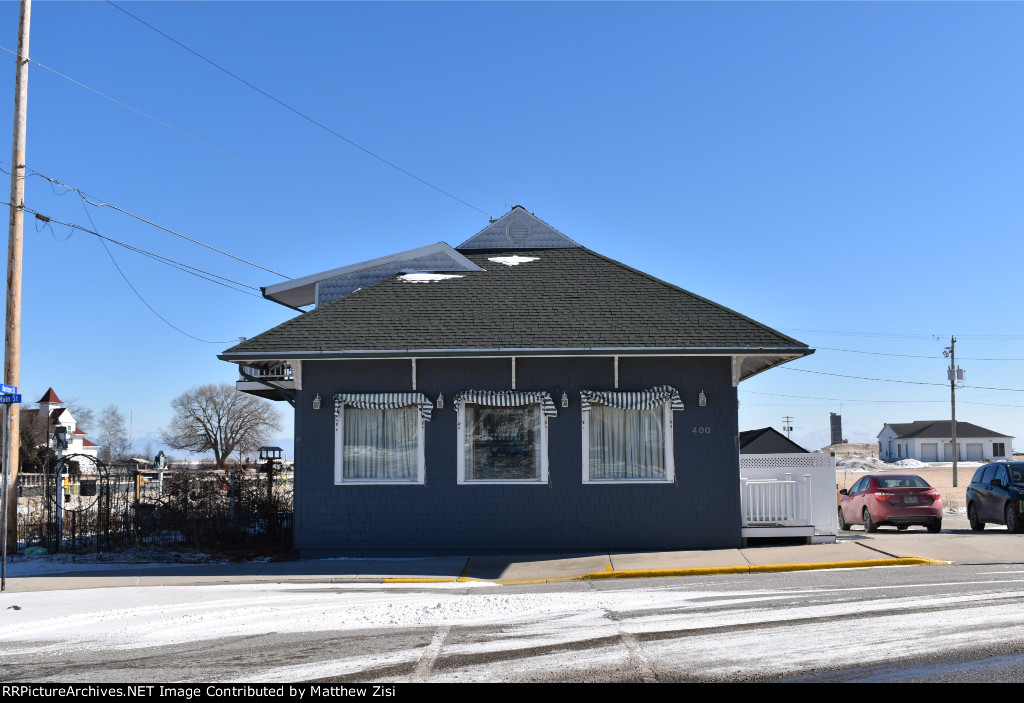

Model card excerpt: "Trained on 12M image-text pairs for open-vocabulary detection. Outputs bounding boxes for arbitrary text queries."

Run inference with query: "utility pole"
[782,416,794,439]
[3,0,30,553]
[944,336,964,487]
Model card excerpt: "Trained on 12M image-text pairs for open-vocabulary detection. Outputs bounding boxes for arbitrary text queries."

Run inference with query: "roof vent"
[506,219,531,244]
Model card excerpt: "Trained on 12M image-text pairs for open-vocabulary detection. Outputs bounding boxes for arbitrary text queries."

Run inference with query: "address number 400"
[692,426,711,435]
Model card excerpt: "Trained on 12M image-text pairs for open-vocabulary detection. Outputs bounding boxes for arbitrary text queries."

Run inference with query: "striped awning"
[334,392,434,424]
[580,386,684,414]
[454,390,558,418]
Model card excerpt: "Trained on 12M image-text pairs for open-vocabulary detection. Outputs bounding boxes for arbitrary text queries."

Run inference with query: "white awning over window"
[334,392,434,424]
[580,386,684,414]
[454,390,558,418]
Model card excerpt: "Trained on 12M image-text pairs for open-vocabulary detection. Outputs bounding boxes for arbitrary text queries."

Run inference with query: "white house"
[34,388,99,461]
[878,420,1012,463]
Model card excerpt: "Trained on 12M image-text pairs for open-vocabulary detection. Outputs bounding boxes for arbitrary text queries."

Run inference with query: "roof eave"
[220,346,814,364]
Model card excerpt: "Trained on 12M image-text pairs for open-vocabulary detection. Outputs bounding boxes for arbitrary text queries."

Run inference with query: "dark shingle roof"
[887,421,1012,439]
[739,427,810,453]
[221,248,810,373]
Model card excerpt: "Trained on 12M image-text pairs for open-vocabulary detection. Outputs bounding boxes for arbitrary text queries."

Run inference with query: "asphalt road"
[6,561,1024,682]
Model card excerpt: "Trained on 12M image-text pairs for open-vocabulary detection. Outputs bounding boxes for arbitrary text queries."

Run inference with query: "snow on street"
[4,567,1024,682]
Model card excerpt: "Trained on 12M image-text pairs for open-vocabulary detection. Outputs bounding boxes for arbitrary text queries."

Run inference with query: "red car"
[838,474,943,533]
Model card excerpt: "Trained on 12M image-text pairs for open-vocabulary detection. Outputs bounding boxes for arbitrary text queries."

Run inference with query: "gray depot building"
[219,207,813,556]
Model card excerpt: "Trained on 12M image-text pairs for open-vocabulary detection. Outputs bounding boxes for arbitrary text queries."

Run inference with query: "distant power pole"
[782,416,794,439]
[3,0,29,553]
[944,336,965,487]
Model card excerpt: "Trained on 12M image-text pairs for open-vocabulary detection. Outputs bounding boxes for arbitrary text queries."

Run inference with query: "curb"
[493,557,946,585]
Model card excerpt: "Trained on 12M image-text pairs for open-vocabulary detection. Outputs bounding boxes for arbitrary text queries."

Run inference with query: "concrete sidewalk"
[10,530,1017,593]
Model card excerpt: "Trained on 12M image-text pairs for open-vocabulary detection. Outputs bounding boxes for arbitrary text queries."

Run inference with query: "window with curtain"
[580,386,680,483]
[586,402,667,480]
[333,393,429,484]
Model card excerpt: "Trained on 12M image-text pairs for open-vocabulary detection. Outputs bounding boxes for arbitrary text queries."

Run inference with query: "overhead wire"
[2,162,291,279]
[186,0,515,208]
[4,201,262,295]
[105,1,493,217]
[73,195,241,344]
[782,367,1024,393]
[0,44,419,244]
[812,344,1024,362]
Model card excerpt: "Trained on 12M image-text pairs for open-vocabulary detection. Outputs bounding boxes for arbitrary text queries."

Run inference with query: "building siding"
[294,355,740,556]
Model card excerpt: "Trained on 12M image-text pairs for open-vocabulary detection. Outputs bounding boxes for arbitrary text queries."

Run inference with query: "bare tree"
[162,383,283,467]
[63,397,95,434]
[97,404,130,462]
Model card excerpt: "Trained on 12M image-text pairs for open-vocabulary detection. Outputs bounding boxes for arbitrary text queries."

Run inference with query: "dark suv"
[966,462,1024,533]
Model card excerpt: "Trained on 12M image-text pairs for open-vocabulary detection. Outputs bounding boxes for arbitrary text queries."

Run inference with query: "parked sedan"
[966,462,1024,533]
[838,474,943,533]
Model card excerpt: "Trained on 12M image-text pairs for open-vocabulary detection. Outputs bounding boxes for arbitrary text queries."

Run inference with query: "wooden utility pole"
[946,336,960,488]
[4,0,30,553]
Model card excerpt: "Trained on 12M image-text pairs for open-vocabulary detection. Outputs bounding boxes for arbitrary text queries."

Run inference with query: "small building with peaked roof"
[878,420,1013,463]
[220,207,814,555]
[740,427,810,454]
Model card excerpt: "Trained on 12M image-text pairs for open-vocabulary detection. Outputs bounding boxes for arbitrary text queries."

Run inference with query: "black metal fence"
[16,455,293,554]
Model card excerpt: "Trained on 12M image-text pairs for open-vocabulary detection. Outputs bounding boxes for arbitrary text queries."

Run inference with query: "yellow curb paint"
[383,578,459,583]
[457,571,469,582]
[580,557,945,581]
[605,565,613,572]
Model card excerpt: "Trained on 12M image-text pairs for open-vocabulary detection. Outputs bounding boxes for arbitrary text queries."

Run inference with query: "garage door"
[967,443,983,461]
[921,443,939,462]
[943,443,956,461]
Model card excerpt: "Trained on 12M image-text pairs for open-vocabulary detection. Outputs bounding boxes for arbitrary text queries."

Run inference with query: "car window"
[878,476,929,488]
[973,466,989,484]
[995,466,1009,484]
[982,465,997,484]
[1011,466,1024,483]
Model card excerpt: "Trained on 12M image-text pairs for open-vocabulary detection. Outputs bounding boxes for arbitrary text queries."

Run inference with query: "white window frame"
[457,400,548,485]
[334,405,426,485]
[582,399,675,484]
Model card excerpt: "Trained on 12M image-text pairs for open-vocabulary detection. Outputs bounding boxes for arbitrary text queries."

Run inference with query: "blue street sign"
[0,385,16,395]
[0,394,22,404]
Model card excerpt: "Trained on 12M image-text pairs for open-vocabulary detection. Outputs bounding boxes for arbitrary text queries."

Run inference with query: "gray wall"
[294,355,740,556]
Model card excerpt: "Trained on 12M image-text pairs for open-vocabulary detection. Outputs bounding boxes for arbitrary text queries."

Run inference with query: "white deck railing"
[740,453,838,534]
[741,473,812,525]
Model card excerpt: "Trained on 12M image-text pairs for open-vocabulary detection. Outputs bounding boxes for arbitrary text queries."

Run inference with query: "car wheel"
[927,519,942,534]
[838,506,849,531]
[863,508,877,533]
[968,503,985,531]
[1006,504,1023,534]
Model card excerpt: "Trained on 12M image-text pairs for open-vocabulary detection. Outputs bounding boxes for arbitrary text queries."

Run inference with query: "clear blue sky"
[1,1,1022,456]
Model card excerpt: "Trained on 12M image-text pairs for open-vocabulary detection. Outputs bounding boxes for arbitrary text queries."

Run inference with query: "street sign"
[0,394,21,404]
[0,385,16,395]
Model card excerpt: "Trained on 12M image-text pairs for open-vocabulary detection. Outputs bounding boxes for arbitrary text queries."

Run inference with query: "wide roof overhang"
[219,346,813,383]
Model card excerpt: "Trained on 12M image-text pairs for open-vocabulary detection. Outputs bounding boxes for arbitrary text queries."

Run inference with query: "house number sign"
[692,426,712,435]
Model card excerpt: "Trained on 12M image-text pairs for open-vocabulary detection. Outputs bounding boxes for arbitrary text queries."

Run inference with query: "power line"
[782,367,948,388]
[814,345,1024,362]
[106,1,492,217]
[742,390,945,404]
[783,366,1024,393]
[7,201,261,295]
[0,162,290,279]
[75,196,239,344]
[0,45,418,243]
[186,0,515,208]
